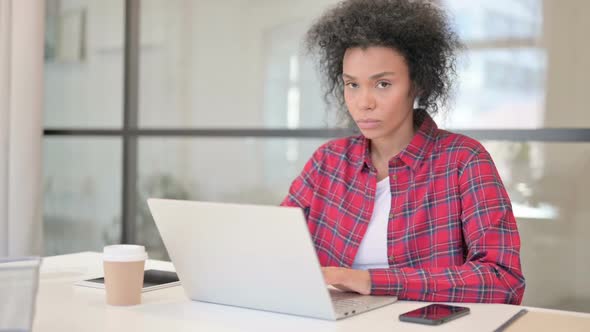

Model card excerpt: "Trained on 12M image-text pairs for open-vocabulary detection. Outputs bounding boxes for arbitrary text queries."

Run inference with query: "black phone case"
[399,305,470,325]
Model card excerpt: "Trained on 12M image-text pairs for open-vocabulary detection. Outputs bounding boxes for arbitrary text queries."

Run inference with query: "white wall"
[0,0,44,256]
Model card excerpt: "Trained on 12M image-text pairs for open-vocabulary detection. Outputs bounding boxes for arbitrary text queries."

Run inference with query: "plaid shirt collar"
[357,110,439,173]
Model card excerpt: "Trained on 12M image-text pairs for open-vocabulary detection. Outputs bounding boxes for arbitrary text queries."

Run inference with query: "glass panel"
[137,137,326,259]
[443,0,543,41]
[440,0,547,129]
[482,141,590,312]
[442,0,590,129]
[138,0,590,129]
[44,0,124,128]
[43,138,122,255]
[139,137,590,312]
[138,0,341,128]
[437,48,547,129]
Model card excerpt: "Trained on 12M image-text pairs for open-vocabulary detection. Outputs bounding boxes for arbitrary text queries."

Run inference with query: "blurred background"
[41,0,590,313]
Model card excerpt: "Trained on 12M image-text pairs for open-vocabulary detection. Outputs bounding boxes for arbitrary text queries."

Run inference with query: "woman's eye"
[345,82,358,89]
[376,81,391,88]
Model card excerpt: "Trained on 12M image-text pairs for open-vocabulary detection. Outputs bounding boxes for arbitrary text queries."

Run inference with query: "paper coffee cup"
[103,245,148,306]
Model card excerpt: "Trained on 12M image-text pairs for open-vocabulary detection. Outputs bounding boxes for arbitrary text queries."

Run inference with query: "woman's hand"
[321,267,372,295]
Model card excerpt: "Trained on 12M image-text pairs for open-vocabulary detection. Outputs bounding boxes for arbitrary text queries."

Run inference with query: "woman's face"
[342,46,416,141]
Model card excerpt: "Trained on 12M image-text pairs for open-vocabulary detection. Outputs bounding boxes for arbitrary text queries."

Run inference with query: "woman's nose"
[357,88,376,111]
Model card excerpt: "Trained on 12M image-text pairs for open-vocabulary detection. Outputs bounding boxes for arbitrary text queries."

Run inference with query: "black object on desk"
[85,269,179,288]
[493,308,528,332]
[399,304,471,325]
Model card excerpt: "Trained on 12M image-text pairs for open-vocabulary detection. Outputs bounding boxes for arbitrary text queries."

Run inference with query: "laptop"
[147,198,397,320]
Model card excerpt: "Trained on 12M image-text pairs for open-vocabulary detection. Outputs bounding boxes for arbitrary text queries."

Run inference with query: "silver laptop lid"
[147,198,336,320]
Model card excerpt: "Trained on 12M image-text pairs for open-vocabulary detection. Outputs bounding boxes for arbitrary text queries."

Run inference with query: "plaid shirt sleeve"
[369,148,526,304]
[280,147,321,218]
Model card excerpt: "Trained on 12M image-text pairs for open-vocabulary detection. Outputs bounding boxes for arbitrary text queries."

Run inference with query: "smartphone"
[399,304,470,325]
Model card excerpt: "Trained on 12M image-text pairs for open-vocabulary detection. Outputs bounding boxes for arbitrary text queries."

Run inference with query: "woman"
[281,0,525,304]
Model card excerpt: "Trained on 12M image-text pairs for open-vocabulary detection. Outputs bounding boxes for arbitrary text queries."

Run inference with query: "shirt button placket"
[390,173,396,219]
[389,171,396,263]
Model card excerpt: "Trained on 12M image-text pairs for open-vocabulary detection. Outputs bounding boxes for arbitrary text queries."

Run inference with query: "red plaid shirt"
[281,113,525,304]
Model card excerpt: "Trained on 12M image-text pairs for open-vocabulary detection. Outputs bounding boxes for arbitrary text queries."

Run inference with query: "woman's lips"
[357,119,381,129]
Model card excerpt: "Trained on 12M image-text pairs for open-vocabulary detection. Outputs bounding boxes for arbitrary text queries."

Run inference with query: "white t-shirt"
[351,176,391,270]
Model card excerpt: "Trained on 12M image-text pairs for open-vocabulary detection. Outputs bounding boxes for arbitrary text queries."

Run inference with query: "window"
[44,0,590,312]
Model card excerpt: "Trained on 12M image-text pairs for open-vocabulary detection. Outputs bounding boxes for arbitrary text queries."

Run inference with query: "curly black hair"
[305,0,463,123]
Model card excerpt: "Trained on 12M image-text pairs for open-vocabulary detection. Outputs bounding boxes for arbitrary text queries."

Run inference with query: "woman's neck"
[370,114,416,165]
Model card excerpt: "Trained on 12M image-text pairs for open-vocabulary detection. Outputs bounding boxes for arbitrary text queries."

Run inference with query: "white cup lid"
[103,245,148,262]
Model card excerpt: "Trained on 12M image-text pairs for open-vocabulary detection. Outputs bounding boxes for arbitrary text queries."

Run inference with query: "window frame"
[42,0,590,244]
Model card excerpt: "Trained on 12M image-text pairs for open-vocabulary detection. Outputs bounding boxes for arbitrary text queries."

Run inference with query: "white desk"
[33,252,590,332]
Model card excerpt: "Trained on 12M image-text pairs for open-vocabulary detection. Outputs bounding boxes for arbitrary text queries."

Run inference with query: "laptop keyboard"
[329,290,375,311]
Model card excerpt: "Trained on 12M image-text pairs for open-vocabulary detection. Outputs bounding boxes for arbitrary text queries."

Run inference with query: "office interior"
[1,0,589,315]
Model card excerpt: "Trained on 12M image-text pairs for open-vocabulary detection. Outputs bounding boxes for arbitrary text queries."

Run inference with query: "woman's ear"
[411,84,423,109]
[413,97,421,110]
